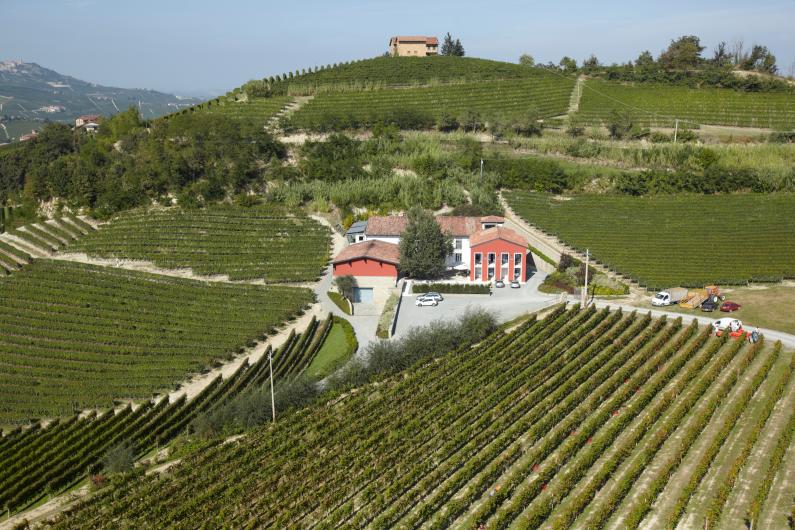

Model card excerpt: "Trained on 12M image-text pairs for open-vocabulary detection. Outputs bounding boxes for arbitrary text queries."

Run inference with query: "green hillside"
[505,191,795,289]
[0,260,313,425]
[288,75,574,130]
[48,307,795,530]
[577,79,795,129]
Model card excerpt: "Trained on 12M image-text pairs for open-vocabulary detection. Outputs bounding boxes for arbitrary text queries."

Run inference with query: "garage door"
[353,287,374,303]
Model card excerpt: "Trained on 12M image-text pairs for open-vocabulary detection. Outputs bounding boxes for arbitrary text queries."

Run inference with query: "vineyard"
[0,314,333,513]
[505,191,795,290]
[48,305,795,529]
[71,206,331,282]
[287,76,574,131]
[0,259,314,425]
[577,79,795,129]
[0,214,95,273]
[193,95,291,124]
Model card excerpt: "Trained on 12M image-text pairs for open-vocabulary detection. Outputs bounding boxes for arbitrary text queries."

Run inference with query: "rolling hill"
[0,60,201,142]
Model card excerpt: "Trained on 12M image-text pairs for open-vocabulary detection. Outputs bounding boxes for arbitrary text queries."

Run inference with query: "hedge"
[413,283,491,295]
[328,291,352,315]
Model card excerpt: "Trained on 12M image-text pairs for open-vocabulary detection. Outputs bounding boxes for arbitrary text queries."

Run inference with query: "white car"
[713,318,742,333]
[422,292,444,302]
[415,296,438,307]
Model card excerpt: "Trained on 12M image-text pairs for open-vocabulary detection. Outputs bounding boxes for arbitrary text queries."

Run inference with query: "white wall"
[367,235,471,270]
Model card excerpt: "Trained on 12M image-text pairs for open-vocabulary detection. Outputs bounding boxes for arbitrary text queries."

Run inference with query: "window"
[487,266,495,280]
[455,239,462,250]
[454,252,462,264]
[488,253,495,265]
[501,253,509,266]
[474,252,482,265]
[514,253,522,265]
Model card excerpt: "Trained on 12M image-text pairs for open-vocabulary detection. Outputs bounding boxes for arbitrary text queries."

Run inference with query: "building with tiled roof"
[332,240,400,305]
[389,36,439,57]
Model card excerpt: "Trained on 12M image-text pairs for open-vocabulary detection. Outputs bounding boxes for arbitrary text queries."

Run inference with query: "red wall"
[333,258,398,278]
[470,240,527,282]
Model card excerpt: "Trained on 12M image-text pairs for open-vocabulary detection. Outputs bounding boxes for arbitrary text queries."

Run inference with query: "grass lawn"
[631,284,795,336]
[305,321,355,378]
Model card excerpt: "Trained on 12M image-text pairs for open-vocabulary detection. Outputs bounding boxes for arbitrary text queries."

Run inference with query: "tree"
[559,56,577,73]
[519,54,535,67]
[607,110,633,139]
[334,275,357,301]
[658,35,705,69]
[582,54,600,71]
[742,44,778,74]
[398,207,452,279]
[711,41,732,67]
[440,33,455,56]
[452,38,465,57]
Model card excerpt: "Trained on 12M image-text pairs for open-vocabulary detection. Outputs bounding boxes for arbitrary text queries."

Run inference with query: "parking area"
[393,272,557,338]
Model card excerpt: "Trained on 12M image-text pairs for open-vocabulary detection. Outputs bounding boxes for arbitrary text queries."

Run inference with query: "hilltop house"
[338,215,530,287]
[389,36,439,57]
[75,114,100,128]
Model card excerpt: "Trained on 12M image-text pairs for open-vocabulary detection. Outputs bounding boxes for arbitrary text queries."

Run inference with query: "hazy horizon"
[2,0,794,95]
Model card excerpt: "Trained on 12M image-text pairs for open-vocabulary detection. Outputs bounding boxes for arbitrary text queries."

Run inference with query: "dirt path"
[568,75,585,115]
[0,485,89,530]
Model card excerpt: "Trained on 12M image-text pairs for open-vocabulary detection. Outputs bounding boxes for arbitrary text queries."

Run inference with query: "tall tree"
[452,38,465,57]
[519,54,535,67]
[398,207,452,279]
[711,41,732,67]
[658,35,705,69]
[559,56,577,73]
[440,32,454,56]
[582,54,600,71]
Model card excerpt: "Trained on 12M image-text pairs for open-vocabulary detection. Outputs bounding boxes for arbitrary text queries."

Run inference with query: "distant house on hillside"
[75,114,100,128]
[389,36,438,57]
[19,130,38,142]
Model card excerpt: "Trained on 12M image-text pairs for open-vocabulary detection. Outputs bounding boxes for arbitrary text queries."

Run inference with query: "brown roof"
[469,226,528,248]
[365,215,484,237]
[77,114,100,121]
[332,240,400,265]
[479,215,505,223]
[390,36,438,45]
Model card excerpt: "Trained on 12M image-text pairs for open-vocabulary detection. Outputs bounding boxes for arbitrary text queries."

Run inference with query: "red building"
[469,226,529,283]
[332,240,399,303]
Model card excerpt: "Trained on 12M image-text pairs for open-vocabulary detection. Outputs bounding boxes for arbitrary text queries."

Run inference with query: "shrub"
[101,442,135,474]
[376,293,400,339]
[412,282,491,294]
[328,291,352,315]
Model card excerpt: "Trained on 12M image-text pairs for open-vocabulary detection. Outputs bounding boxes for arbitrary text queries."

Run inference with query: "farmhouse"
[332,239,400,304]
[339,214,531,284]
[75,114,100,128]
[389,36,439,57]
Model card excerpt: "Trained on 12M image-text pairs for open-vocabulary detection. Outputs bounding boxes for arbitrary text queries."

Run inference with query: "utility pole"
[269,348,276,423]
[581,248,590,307]
[673,119,679,143]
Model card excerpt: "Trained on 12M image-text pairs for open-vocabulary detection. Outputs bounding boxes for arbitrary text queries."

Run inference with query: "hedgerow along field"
[505,191,795,290]
[287,75,575,131]
[577,79,795,129]
[0,314,333,513]
[0,259,314,425]
[47,305,795,529]
[70,206,331,282]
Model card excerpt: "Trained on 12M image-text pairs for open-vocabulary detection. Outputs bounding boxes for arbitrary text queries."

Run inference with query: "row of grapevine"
[287,76,574,131]
[0,314,333,514]
[577,79,795,129]
[70,205,331,282]
[0,214,94,273]
[0,259,315,424]
[46,305,793,529]
[505,190,795,289]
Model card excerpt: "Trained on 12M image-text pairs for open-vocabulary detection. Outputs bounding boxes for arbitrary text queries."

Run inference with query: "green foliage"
[658,35,705,69]
[506,191,795,289]
[412,282,491,294]
[527,244,557,266]
[333,275,357,301]
[299,134,366,181]
[398,207,453,279]
[376,293,400,339]
[327,290,352,315]
[101,442,135,474]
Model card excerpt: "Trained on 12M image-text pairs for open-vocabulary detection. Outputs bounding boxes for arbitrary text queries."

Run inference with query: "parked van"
[651,287,688,307]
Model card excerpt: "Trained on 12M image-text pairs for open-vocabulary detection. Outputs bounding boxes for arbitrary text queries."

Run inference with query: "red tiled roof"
[390,36,438,45]
[365,215,484,237]
[77,114,100,121]
[332,240,400,265]
[469,226,528,248]
[479,215,505,223]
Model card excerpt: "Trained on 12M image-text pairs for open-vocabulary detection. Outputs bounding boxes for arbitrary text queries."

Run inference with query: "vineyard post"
[269,350,276,423]
[480,159,484,180]
[673,119,679,143]
[581,248,590,307]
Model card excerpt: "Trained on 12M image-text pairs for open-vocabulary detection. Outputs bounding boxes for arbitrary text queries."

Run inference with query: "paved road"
[393,272,558,338]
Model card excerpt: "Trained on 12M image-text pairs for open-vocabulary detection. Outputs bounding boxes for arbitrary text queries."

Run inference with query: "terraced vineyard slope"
[0,214,95,271]
[505,191,795,290]
[577,79,795,129]
[191,95,292,125]
[0,314,333,514]
[70,206,331,282]
[287,75,574,131]
[0,260,314,425]
[48,306,795,529]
